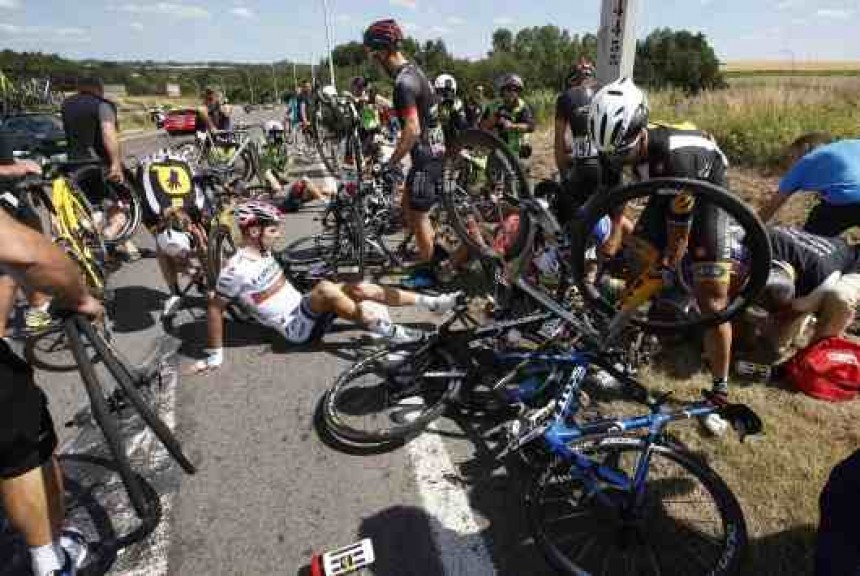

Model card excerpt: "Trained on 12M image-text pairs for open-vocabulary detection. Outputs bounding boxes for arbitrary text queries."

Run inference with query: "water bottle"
[342,161,359,197]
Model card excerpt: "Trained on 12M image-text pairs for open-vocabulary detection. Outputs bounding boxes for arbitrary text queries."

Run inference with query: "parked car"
[0,112,67,157]
[163,108,198,134]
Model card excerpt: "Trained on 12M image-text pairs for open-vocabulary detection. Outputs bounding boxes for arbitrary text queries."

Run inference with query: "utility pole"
[292,61,298,92]
[597,0,640,85]
[320,0,337,88]
[271,63,279,101]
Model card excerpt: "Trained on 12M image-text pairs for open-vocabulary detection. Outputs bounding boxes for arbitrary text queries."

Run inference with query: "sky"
[0,0,858,63]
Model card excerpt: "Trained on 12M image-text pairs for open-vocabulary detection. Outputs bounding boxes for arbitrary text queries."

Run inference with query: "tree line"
[0,26,725,105]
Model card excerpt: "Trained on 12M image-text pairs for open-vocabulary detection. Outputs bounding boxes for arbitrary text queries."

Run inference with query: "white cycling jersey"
[215,248,306,337]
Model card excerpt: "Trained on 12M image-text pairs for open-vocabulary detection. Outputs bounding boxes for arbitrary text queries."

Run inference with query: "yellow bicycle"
[18,160,108,296]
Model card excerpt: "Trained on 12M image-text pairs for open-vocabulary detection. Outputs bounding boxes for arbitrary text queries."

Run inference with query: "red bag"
[786,337,860,401]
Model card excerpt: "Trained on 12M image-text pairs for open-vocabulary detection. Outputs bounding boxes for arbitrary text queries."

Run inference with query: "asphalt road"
[1,106,557,576]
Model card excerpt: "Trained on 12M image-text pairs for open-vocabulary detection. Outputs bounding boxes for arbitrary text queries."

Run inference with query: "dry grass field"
[722,60,860,73]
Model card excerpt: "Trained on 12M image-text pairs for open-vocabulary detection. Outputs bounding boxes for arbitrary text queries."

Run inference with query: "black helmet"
[363,19,404,51]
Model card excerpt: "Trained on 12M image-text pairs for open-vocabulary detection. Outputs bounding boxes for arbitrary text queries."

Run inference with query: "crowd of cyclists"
[1,14,860,576]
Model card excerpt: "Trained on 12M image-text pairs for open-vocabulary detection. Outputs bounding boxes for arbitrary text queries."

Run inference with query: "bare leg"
[413,211,435,263]
[342,282,418,307]
[156,252,179,293]
[696,280,731,384]
[0,275,17,337]
[0,457,64,547]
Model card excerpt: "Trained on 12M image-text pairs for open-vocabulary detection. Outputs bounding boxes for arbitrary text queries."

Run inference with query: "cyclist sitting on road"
[480,73,536,158]
[195,200,461,372]
[364,18,447,290]
[434,73,468,145]
[198,87,232,132]
[136,154,210,317]
[261,120,330,207]
[0,207,103,576]
[587,77,737,424]
[554,58,602,214]
[758,133,860,236]
[755,226,860,358]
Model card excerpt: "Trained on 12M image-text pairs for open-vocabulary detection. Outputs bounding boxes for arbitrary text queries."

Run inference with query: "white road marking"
[406,427,497,575]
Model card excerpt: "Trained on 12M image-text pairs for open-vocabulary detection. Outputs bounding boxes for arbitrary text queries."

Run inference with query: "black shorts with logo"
[0,342,57,479]
[406,159,443,213]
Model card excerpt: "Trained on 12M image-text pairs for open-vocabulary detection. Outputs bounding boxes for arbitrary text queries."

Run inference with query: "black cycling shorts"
[0,342,57,479]
[635,196,742,283]
[406,160,443,213]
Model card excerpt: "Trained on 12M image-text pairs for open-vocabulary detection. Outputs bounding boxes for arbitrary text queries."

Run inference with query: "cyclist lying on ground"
[193,200,461,373]
[755,226,860,359]
[136,154,210,317]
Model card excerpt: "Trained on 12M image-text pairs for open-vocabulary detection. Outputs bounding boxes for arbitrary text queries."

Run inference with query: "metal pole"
[292,61,298,92]
[321,0,337,88]
[271,64,279,101]
[597,0,640,85]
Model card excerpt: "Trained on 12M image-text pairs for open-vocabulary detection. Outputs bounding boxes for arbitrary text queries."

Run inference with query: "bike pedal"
[310,538,375,576]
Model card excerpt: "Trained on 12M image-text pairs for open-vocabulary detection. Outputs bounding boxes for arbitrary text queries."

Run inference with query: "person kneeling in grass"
[195,200,460,373]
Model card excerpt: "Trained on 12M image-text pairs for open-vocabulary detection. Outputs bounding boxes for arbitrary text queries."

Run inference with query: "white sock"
[36,301,51,313]
[368,316,395,337]
[30,542,63,576]
[415,294,440,312]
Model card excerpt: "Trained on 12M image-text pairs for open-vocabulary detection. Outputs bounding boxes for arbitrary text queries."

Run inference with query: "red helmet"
[233,200,282,229]
[567,58,596,83]
[363,19,404,51]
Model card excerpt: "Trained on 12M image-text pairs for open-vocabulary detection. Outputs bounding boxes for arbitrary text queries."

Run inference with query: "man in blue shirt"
[759,134,860,236]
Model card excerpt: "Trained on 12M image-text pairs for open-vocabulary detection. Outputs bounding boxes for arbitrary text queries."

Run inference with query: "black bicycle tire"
[570,177,772,331]
[280,232,338,265]
[441,129,533,261]
[206,224,234,287]
[323,343,462,443]
[525,436,747,576]
[77,317,197,475]
[64,319,158,524]
[350,199,366,278]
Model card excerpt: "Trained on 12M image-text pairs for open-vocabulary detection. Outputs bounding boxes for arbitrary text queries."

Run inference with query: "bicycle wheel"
[323,342,463,443]
[280,232,339,265]
[442,129,532,261]
[207,224,237,287]
[103,180,142,246]
[570,177,772,332]
[525,436,747,576]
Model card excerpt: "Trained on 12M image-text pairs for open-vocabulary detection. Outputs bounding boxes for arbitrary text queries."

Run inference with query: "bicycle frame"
[50,176,104,291]
[499,345,719,506]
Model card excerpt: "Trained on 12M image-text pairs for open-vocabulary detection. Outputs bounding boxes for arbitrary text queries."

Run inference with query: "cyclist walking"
[480,73,536,158]
[554,58,602,214]
[363,18,446,289]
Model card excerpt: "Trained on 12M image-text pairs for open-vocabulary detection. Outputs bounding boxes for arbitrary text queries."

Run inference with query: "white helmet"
[321,85,338,100]
[156,229,192,258]
[434,73,457,94]
[264,120,284,133]
[588,77,649,154]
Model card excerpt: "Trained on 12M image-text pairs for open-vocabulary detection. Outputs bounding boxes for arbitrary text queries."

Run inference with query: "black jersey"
[769,226,860,297]
[392,62,444,166]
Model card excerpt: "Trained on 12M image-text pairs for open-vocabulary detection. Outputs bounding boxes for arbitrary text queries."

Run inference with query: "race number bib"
[571,136,595,159]
[428,125,446,157]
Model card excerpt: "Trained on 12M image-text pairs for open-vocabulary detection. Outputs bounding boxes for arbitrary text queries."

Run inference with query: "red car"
[163,108,198,134]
